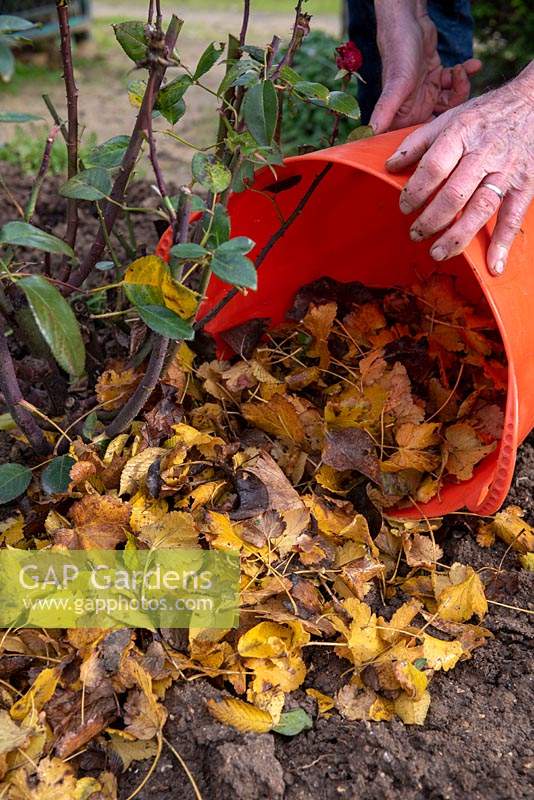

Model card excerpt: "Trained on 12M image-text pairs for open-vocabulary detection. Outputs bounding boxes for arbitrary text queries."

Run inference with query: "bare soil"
[116,460,533,800]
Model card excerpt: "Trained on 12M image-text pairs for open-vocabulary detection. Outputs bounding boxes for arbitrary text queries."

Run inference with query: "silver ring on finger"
[481,182,505,201]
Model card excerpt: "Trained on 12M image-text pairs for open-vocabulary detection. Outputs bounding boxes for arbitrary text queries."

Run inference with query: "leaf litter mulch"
[0,169,532,800]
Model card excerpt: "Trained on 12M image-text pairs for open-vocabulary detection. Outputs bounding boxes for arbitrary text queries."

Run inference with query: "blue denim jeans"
[347,0,474,123]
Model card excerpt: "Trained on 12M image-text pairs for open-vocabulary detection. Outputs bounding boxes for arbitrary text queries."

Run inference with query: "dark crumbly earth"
[1,167,532,800]
[116,436,534,800]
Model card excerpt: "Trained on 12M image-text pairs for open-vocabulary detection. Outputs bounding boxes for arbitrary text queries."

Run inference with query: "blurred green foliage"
[281,30,357,155]
[0,127,96,175]
[473,1,533,87]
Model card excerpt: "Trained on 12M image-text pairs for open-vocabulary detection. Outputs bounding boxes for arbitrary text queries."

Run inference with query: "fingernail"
[400,198,412,214]
[493,259,505,274]
[410,228,423,241]
[386,152,400,164]
[431,245,447,261]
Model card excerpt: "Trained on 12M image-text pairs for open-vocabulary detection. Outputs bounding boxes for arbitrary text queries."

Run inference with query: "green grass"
[98,0,340,15]
[0,60,60,96]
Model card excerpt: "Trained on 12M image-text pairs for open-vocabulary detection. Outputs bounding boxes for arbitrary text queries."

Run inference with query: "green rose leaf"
[192,153,231,194]
[194,41,225,81]
[0,41,15,83]
[279,65,303,85]
[273,709,313,737]
[211,237,256,289]
[157,75,192,125]
[243,80,278,147]
[0,463,32,505]
[18,275,86,376]
[170,243,208,260]
[294,81,329,101]
[205,203,231,249]
[0,112,42,123]
[326,91,361,120]
[242,45,265,63]
[113,20,148,63]
[136,304,195,340]
[41,455,76,495]
[0,221,74,258]
[85,135,130,169]
[60,167,112,201]
[0,16,35,33]
[346,124,374,142]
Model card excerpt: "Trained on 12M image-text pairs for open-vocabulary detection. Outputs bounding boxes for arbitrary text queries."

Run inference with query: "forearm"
[374,0,425,24]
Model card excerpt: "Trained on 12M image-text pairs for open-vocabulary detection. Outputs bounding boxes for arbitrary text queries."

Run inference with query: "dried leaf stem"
[56,1,79,252]
[196,162,333,331]
[67,15,183,290]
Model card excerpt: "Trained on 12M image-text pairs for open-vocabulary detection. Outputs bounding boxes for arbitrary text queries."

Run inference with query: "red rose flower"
[335,41,363,75]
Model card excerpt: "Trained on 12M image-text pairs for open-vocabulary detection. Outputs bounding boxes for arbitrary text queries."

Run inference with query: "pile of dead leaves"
[1,273,530,799]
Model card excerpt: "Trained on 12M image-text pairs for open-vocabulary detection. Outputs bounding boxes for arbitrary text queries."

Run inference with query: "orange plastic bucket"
[159,128,534,519]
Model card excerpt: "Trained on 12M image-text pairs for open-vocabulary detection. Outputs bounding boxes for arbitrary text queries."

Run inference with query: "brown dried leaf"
[322,427,381,485]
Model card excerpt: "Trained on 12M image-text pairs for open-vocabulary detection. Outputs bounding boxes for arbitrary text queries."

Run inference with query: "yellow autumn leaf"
[394,690,431,725]
[247,653,307,693]
[435,563,488,622]
[207,697,273,733]
[303,301,337,368]
[119,447,167,496]
[242,394,306,446]
[422,634,463,671]
[14,756,101,800]
[238,620,309,659]
[0,710,30,755]
[138,510,199,549]
[378,599,423,643]
[0,513,25,547]
[520,552,534,571]
[248,689,285,726]
[306,688,335,715]
[336,685,393,722]
[129,493,168,532]
[393,661,428,700]
[124,255,199,319]
[478,505,534,555]
[161,273,199,319]
[10,668,60,721]
[343,598,386,665]
[108,733,159,772]
[123,660,167,740]
[444,422,496,481]
[205,510,244,552]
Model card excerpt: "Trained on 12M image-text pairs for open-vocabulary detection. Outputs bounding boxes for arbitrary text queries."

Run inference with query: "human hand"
[370,0,481,134]
[386,64,534,276]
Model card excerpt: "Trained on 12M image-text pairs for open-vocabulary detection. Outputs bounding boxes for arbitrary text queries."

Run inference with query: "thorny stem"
[0,317,51,455]
[196,163,333,331]
[239,0,251,47]
[145,75,176,223]
[56,1,79,254]
[67,15,183,291]
[104,334,169,437]
[104,191,192,437]
[25,125,60,223]
[271,1,307,80]
[42,93,68,143]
